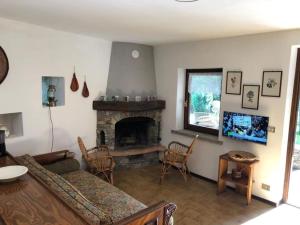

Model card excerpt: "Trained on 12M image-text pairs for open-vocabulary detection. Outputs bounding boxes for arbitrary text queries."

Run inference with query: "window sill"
[171,129,223,145]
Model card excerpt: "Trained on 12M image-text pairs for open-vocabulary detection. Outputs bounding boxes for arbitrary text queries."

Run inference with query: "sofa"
[17,153,175,225]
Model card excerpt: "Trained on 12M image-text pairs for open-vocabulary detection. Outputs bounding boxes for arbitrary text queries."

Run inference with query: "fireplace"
[93,100,165,167]
[115,117,156,149]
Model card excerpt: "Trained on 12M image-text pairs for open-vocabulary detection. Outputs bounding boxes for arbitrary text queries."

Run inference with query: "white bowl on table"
[0,165,28,183]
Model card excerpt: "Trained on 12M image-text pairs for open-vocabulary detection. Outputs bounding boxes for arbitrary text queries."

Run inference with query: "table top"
[0,154,88,225]
[220,153,259,165]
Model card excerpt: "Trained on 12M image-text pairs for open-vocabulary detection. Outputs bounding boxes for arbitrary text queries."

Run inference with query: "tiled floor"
[114,164,273,225]
[288,169,300,207]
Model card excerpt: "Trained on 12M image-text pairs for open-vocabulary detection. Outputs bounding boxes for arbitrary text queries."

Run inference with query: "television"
[222,111,269,145]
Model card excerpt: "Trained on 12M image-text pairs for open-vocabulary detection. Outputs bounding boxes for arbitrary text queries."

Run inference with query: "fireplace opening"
[100,130,105,145]
[115,117,156,149]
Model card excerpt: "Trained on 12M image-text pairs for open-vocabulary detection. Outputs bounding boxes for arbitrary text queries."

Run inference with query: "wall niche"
[0,112,23,138]
[42,76,65,107]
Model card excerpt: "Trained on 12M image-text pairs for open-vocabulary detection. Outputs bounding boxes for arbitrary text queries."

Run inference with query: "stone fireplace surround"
[96,110,162,150]
[93,100,165,167]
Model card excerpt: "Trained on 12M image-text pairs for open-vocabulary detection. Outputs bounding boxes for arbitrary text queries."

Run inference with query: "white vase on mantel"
[0,125,10,138]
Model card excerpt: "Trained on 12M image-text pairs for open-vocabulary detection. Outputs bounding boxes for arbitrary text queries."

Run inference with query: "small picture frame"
[242,85,260,110]
[226,71,242,95]
[261,71,282,97]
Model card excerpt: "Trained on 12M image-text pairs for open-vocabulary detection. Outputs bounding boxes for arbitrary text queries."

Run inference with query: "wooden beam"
[93,100,166,112]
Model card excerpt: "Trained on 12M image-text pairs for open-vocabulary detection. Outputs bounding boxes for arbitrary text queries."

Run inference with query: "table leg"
[246,165,254,205]
[217,158,228,194]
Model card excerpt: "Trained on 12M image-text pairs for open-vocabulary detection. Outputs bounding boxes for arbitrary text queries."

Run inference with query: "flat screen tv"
[222,111,269,145]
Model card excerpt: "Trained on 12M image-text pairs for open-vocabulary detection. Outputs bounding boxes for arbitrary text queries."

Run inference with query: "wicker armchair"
[160,135,198,183]
[78,137,115,184]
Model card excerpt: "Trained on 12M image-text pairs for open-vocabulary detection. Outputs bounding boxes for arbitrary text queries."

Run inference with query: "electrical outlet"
[268,126,275,133]
[262,183,270,191]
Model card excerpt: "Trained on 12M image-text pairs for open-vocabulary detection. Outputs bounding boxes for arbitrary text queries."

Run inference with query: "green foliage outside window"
[190,92,213,113]
[189,75,222,114]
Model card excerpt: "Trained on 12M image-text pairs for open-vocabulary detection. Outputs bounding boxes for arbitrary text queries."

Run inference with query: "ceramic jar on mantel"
[99,96,107,101]
[135,96,142,102]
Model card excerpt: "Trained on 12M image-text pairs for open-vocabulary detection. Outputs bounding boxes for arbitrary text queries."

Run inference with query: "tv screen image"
[222,111,269,145]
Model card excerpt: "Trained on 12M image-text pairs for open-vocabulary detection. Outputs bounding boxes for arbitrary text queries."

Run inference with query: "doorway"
[284,48,300,207]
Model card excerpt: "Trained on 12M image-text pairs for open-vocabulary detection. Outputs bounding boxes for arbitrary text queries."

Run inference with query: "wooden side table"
[217,153,259,205]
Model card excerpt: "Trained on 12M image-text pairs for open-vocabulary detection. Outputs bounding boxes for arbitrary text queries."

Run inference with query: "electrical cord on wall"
[48,106,54,152]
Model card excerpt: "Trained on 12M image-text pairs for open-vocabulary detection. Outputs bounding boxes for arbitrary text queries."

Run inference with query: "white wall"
[154,30,300,203]
[0,17,112,160]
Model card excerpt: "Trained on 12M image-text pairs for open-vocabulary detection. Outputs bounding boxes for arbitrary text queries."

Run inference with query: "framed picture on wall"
[226,71,242,95]
[242,85,260,110]
[261,71,282,97]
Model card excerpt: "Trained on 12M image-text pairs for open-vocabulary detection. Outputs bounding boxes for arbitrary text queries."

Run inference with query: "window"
[184,68,223,136]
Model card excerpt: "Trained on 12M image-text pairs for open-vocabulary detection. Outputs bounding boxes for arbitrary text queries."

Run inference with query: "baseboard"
[159,160,277,207]
[191,171,277,206]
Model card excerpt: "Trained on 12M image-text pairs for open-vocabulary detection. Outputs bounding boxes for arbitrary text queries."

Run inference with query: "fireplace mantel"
[93,100,165,112]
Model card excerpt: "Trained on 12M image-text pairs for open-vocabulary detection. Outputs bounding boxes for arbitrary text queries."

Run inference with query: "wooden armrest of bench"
[0,215,6,225]
[33,150,75,165]
[115,201,176,225]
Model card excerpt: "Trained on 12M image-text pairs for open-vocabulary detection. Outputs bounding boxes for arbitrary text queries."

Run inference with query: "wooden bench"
[5,150,176,225]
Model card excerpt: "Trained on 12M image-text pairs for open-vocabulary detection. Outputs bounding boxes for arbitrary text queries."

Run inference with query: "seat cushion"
[44,158,80,175]
[17,155,112,225]
[62,170,146,223]
[165,150,186,163]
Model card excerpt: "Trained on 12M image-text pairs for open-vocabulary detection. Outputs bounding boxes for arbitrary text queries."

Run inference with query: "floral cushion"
[44,158,80,175]
[62,170,146,223]
[17,155,112,225]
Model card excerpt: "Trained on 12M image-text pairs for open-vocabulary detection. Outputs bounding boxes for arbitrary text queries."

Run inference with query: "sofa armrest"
[0,215,6,225]
[115,201,176,225]
[33,150,75,165]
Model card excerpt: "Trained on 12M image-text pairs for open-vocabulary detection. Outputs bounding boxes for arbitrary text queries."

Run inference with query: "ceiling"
[0,0,300,45]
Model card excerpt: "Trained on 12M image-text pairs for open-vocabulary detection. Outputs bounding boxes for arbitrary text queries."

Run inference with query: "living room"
[1,1,300,225]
